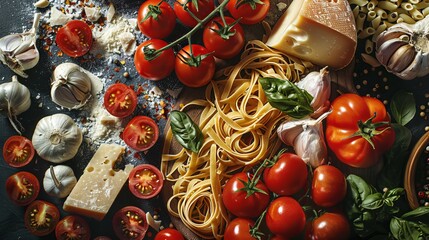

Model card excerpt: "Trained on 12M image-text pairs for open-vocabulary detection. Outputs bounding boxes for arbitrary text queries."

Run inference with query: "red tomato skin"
[6,171,40,206]
[103,83,137,118]
[227,0,270,25]
[137,0,176,39]
[174,0,215,27]
[134,39,175,80]
[3,135,35,167]
[122,116,159,151]
[154,228,185,240]
[304,212,351,240]
[128,164,164,199]
[55,215,91,240]
[175,44,215,88]
[266,197,306,238]
[25,200,60,236]
[311,165,347,208]
[222,172,270,218]
[224,218,256,240]
[263,153,308,196]
[203,16,245,59]
[326,93,395,168]
[55,20,93,57]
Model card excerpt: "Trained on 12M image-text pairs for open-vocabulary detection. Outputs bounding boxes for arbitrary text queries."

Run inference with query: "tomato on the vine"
[112,206,148,240]
[227,0,270,25]
[224,218,256,240]
[305,212,351,240]
[25,200,60,236]
[311,165,347,208]
[174,0,215,27]
[134,39,175,80]
[266,197,306,238]
[175,44,215,88]
[222,172,270,218]
[203,16,245,59]
[263,152,308,196]
[128,164,164,199]
[103,83,137,118]
[154,228,185,240]
[56,20,93,57]
[326,93,395,168]
[55,215,91,240]
[137,0,176,39]
[6,171,40,206]
[3,135,35,167]
[122,116,159,151]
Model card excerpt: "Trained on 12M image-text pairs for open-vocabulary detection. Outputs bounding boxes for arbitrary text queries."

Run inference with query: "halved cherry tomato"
[112,206,149,240]
[224,218,256,240]
[3,135,35,167]
[203,16,245,60]
[227,0,270,25]
[154,228,185,240]
[137,0,176,39]
[134,39,175,80]
[174,0,215,27]
[6,171,40,206]
[122,116,159,151]
[56,20,93,57]
[305,212,351,240]
[103,83,137,118]
[25,200,60,236]
[128,164,164,199]
[311,165,347,208]
[55,215,91,240]
[266,197,306,238]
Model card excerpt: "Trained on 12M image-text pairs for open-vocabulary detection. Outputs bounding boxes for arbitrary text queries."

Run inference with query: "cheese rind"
[63,144,133,221]
[266,0,357,69]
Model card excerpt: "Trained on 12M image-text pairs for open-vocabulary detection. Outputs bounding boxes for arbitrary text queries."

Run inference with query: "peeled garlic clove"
[34,0,50,8]
[277,118,308,146]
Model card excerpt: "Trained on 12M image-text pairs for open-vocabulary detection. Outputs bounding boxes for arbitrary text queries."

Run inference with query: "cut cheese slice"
[63,144,133,220]
[266,0,357,69]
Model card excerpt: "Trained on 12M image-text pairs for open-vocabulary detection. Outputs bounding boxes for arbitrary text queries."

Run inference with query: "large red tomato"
[311,165,347,208]
[266,197,306,238]
[154,228,184,240]
[305,212,351,240]
[222,172,270,218]
[56,20,92,57]
[134,39,175,80]
[174,0,215,27]
[326,93,395,168]
[137,0,176,39]
[226,0,270,25]
[224,218,256,240]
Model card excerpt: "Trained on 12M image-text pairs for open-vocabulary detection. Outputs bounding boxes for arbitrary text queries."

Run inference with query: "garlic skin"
[0,75,31,134]
[376,15,429,80]
[43,165,77,198]
[51,63,92,109]
[32,113,82,163]
[0,13,41,78]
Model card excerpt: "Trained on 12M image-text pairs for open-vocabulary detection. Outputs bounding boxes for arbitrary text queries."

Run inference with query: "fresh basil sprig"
[390,207,429,240]
[259,77,314,119]
[390,90,416,126]
[169,110,203,153]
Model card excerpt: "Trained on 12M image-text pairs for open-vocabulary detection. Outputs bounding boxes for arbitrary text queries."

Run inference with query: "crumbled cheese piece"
[84,6,101,22]
[34,0,50,9]
[118,32,136,56]
[150,86,163,96]
[146,212,162,231]
[127,18,138,30]
[49,7,71,26]
[276,2,288,11]
[106,3,115,23]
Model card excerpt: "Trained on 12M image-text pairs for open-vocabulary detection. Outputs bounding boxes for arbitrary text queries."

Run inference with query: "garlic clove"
[388,44,416,73]
[34,0,50,8]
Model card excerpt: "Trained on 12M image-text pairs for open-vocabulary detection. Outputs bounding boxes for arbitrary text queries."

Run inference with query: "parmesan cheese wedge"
[63,144,133,221]
[266,0,357,69]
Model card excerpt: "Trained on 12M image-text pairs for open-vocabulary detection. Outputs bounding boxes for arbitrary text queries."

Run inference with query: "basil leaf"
[401,207,429,224]
[390,90,416,126]
[390,216,429,240]
[259,77,314,119]
[169,110,203,153]
[362,193,384,210]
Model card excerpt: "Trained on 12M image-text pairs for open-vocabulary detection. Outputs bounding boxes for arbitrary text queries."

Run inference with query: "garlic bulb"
[32,113,82,163]
[43,165,77,198]
[0,75,31,134]
[375,15,429,80]
[0,13,41,78]
[51,63,92,109]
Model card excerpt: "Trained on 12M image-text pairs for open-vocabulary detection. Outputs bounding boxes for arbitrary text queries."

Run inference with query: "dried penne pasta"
[350,0,370,6]
[365,39,374,54]
[357,12,367,31]
[423,6,429,16]
[368,0,379,10]
[378,1,398,10]
[353,5,361,18]
[410,8,424,20]
[375,7,388,18]
[358,26,376,38]
[388,11,399,22]
[399,13,417,23]
[371,15,382,28]
[372,22,388,41]
[401,2,414,11]
[409,0,420,4]
[415,1,429,9]
[368,10,378,20]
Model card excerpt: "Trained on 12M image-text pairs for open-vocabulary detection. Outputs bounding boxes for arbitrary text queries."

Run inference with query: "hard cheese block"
[63,144,133,220]
[266,0,357,69]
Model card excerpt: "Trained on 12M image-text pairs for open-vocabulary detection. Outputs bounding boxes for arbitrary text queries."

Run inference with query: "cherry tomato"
[311,165,347,208]
[174,0,215,27]
[25,200,60,236]
[263,152,308,196]
[6,171,40,206]
[222,172,270,218]
[175,44,215,88]
[128,164,164,199]
[203,16,245,60]
[56,20,93,57]
[137,0,176,39]
[55,215,91,240]
[113,206,149,240]
[3,135,35,167]
[134,39,175,80]
[122,116,159,151]
[224,218,256,240]
[305,212,351,240]
[227,0,270,25]
[154,228,185,240]
[266,197,306,238]
[270,235,290,240]
[103,83,137,118]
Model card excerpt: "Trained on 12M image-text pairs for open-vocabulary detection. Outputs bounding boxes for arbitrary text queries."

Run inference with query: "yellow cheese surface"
[63,144,133,221]
[266,0,357,69]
